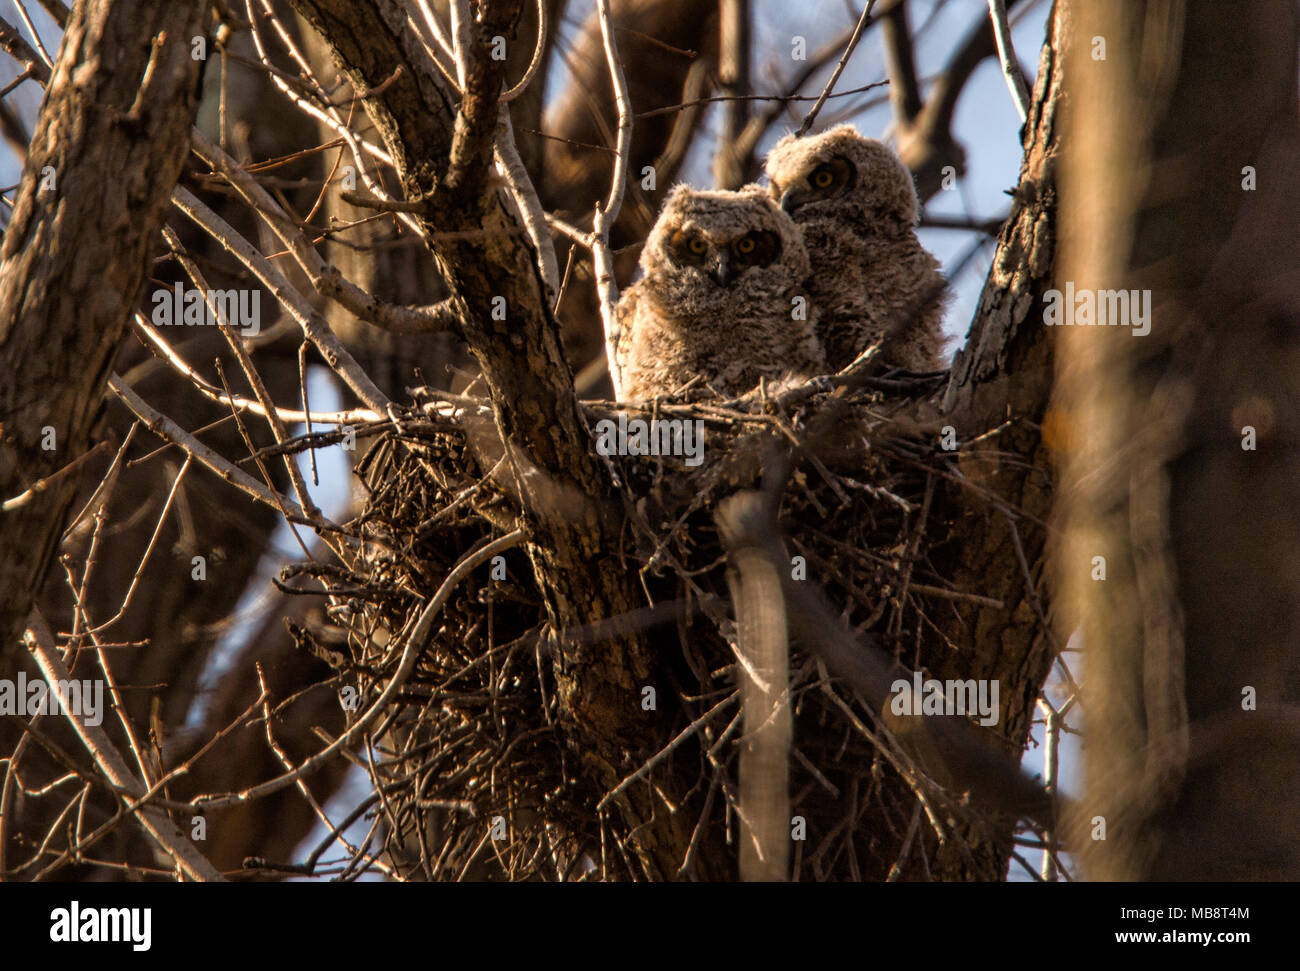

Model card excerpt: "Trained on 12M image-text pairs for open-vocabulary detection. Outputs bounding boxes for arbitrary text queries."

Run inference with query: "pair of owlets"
[614,125,948,401]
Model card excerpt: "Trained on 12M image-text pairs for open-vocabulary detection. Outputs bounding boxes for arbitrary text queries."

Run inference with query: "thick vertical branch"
[921,0,1065,880]
[1057,0,1300,880]
[0,0,208,666]
[711,0,751,189]
[879,0,921,125]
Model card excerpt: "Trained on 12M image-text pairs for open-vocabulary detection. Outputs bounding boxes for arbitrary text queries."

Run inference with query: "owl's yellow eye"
[670,229,710,266]
[732,230,779,266]
[812,168,835,189]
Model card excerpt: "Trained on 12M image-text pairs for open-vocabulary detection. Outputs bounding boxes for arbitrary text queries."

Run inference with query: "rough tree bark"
[0,0,208,667]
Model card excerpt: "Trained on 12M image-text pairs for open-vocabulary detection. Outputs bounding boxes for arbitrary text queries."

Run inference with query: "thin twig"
[189,531,524,812]
[162,225,320,519]
[170,183,391,411]
[23,611,226,882]
[2,441,110,511]
[245,0,416,235]
[597,692,738,811]
[85,455,193,635]
[414,0,460,87]
[106,373,332,531]
[797,1,879,136]
[11,0,53,69]
[130,311,380,425]
[987,0,1030,122]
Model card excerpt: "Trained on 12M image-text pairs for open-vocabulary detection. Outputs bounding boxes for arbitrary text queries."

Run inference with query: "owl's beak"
[779,188,803,214]
[708,250,734,287]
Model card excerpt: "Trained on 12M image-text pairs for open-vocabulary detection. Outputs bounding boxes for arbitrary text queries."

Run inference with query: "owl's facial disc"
[666,228,781,285]
[778,154,857,215]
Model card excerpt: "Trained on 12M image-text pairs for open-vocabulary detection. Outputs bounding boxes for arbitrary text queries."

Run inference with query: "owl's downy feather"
[765,124,949,373]
[614,184,825,400]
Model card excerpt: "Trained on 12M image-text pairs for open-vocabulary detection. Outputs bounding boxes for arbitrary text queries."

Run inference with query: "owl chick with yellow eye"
[614,184,825,401]
[765,125,948,373]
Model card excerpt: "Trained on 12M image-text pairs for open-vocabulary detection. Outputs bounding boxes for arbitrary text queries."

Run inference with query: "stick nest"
[288,373,977,880]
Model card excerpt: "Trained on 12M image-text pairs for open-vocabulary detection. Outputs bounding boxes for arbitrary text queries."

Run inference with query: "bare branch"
[899,0,1024,200]
[2,441,110,512]
[880,0,922,123]
[82,454,193,636]
[496,106,561,297]
[597,693,739,812]
[450,0,472,88]
[170,182,391,412]
[190,531,524,812]
[592,0,634,400]
[716,491,792,882]
[337,191,429,214]
[414,0,459,76]
[161,226,321,520]
[107,374,333,530]
[10,1,53,71]
[730,26,876,169]
[34,0,68,29]
[500,0,546,103]
[987,0,1030,122]
[245,0,415,233]
[797,1,879,136]
[443,0,513,198]
[0,16,51,84]
[712,0,752,188]
[130,311,380,423]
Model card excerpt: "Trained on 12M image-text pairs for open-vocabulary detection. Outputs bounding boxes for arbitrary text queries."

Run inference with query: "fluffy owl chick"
[765,125,948,373]
[615,184,824,401]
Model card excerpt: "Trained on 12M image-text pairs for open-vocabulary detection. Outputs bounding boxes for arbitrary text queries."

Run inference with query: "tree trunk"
[881,0,1067,881]
[0,0,207,666]
[1056,0,1300,880]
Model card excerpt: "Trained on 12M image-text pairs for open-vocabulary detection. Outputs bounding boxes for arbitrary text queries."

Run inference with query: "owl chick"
[764,125,948,373]
[614,184,824,401]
